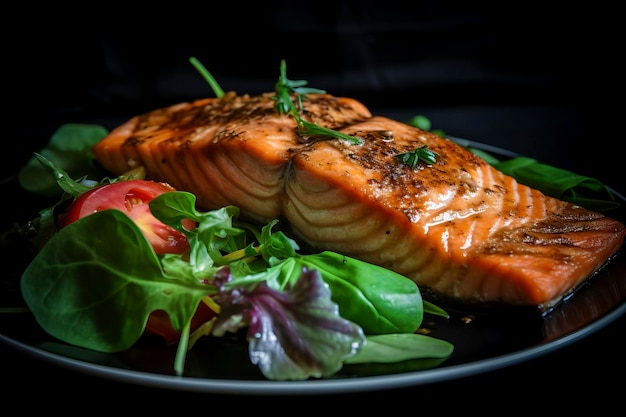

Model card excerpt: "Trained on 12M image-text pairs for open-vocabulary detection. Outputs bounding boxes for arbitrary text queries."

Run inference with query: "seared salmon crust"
[92,92,626,312]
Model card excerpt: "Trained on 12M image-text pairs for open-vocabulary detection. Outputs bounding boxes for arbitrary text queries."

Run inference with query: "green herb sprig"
[190,57,363,145]
[396,146,439,168]
[189,56,224,98]
[273,60,364,145]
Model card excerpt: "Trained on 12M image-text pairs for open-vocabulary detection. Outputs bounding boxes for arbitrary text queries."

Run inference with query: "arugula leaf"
[423,300,449,318]
[18,124,109,197]
[32,153,95,197]
[492,156,619,210]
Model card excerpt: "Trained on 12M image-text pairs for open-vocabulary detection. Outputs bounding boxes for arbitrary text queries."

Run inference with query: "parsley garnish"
[273,60,364,145]
[396,146,439,167]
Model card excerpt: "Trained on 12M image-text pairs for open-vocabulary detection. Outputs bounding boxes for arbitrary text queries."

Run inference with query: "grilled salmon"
[92,91,626,312]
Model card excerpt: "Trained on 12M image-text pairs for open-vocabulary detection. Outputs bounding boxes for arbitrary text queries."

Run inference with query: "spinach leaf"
[486,155,620,211]
[296,252,424,335]
[345,333,453,364]
[20,210,214,353]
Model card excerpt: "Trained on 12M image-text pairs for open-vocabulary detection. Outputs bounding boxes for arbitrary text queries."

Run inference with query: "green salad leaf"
[344,333,454,364]
[18,123,109,197]
[469,149,620,211]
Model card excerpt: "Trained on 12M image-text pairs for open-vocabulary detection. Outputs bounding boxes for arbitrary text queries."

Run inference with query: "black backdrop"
[6,3,623,187]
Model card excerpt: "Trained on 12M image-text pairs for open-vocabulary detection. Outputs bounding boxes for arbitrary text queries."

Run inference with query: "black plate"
[1,138,625,395]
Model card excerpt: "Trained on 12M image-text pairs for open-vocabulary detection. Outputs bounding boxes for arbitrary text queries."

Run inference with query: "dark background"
[3,2,625,409]
[5,3,624,187]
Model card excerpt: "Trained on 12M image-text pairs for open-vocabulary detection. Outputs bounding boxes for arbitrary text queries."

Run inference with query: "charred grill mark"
[523,233,574,246]
[215,129,244,142]
[302,96,371,128]
[128,93,371,149]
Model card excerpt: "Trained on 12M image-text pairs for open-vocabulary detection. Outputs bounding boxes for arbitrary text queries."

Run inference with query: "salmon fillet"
[92,92,626,312]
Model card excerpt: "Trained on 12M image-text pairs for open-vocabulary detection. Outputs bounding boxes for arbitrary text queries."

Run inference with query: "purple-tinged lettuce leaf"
[211,268,365,380]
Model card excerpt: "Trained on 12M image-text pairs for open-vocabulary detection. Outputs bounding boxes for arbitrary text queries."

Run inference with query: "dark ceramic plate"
[1,138,625,395]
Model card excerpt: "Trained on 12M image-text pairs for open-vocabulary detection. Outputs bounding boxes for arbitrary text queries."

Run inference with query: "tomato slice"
[61,179,193,254]
[145,301,217,344]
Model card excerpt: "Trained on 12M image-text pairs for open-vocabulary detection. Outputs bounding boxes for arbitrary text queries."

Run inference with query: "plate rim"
[2,300,624,395]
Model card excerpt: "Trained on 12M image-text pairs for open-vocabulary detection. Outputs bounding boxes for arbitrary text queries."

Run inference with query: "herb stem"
[189,56,225,98]
[274,59,363,145]
[221,246,261,262]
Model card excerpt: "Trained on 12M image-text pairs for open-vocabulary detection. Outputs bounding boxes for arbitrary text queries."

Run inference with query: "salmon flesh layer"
[92,92,626,311]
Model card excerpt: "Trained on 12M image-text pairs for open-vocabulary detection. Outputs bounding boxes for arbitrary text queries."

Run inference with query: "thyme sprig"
[273,60,364,145]
[396,146,439,168]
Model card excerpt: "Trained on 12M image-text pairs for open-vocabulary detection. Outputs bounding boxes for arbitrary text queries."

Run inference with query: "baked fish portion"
[92,93,626,311]
[93,91,372,222]
[284,116,625,310]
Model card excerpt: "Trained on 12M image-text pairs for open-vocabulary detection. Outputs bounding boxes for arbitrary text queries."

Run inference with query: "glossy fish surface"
[92,92,626,312]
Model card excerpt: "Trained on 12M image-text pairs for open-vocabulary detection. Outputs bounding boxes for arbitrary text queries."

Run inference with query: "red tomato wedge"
[61,179,194,254]
[146,302,217,344]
